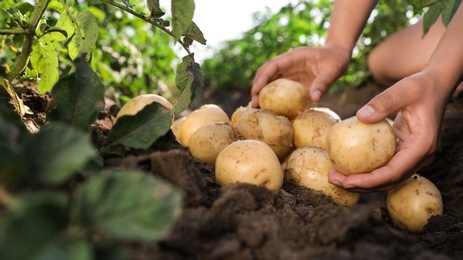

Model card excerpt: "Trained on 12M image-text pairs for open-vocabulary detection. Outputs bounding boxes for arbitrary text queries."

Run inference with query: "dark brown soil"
[11,83,463,259]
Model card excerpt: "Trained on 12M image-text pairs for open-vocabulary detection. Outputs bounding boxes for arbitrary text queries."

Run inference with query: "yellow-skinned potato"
[387,174,443,233]
[115,94,173,124]
[292,107,340,149]
[284,147,360,206]
[171,117,186,142]
[188,122,240,165]
[258,78,310,120]
[231,105,255,126]
[215,140,283,190]
[234,109,293,160]
[179,104,230,147]
[326,116,396,175]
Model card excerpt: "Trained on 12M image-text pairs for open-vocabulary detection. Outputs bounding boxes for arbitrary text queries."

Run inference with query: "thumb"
[356,86,403,123]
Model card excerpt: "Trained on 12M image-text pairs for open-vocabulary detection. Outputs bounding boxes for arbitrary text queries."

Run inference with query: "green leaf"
[171,0,195,40]
[105,102,172,149]
[422,3,442,35]
[30,41,59,93]
[182,21,207,45]
[68,10,99,60]
[441,0,461,25]
[21,123,97,184]
[49,55,105,130]
[0,192,69,260]
[35,238,92,260]
[72,171,181,241]
[172,55,204,114]
[55,12,75,40]
[420,0,441,7]
[93,241,128,260]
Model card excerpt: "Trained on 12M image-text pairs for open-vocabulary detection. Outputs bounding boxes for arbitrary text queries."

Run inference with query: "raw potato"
[326,116,396,175]
[115,94,173,124]
[234,108,293,160]
[171,117,186,142]
[258,78,310,120]
[387,174,443,233]
[284,147,360,206]
[188,122,240,165]
[231,105,255,125]
[293,107,340,149]
[215,140,283,190]
[179,104,230,147]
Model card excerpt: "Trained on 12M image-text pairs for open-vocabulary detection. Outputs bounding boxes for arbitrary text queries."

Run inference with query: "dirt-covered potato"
[326,116,396,175]
[258,78,310,120]
[215,139,283,190]
[292,107,340,149]
[115,94,173,124]
[231,105,255,125]
[234,108,293,160]
[188,122,240,165]
[386,174,443,233]
[179,104,230,147]
[284,147,360,206]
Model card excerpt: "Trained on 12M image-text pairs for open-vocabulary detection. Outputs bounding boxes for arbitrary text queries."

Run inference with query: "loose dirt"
[8,82,463,259]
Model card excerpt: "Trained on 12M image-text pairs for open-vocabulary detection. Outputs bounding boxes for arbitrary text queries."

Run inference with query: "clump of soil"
[7,82,463,259]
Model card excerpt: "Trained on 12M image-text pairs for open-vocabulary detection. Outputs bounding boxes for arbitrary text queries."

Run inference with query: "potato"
[231,105,255,125]
[215,140,283,190]
[258,78,310,120]
[179,104,230,147]
[292,107,340,149]
[171,117,186,142]
[284,147,360,206]
[387,174,443,233]
[234,108,293,160]
[115,94,173,124]
[188,122,240,165]
[326,116,396,175]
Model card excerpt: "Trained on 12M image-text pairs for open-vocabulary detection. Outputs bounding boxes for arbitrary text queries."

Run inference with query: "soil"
[7,82,463,259]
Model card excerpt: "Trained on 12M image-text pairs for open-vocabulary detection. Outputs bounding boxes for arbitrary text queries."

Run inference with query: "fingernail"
[311,90,321,102]
[357,104,375,117]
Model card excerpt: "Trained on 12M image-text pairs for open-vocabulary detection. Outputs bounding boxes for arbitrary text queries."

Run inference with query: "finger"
[309,72,337,103]
[356,81,416,123]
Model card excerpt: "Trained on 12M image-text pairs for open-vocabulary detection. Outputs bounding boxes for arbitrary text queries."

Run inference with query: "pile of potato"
[117,79,443,233]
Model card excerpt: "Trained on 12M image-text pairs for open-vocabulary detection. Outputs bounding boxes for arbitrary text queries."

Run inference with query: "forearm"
[325,0,377,53]
[423,3,463,99]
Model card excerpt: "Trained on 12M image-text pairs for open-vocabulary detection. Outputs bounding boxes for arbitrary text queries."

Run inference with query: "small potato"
[171,117,186,142]
[179,104,230,147]
[215,140,283,190]
[258,78,310,120]
[326,116,396,175]
[188,122,240,165]
[115,94,173,124]
[284,147,360,206]
[387,174,443,233]
[292,107,340,149]
[234,109,293,160]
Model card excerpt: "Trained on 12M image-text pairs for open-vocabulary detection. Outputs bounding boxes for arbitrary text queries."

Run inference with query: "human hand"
[251,45,351,107]
[328,72,449,192]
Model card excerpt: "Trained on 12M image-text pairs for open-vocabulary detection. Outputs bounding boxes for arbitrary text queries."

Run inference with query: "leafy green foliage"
[105,102,172,150]
[0,1,203,258]
[72,171,181,241]
[421,0,462,34]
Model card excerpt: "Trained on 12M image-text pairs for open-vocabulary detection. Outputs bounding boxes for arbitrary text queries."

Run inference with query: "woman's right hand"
[251,45,351,107]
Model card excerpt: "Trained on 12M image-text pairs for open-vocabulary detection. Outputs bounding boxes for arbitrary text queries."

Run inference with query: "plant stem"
[97,0,193,57]
[0,28,33,35]
[7,0,51,81]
